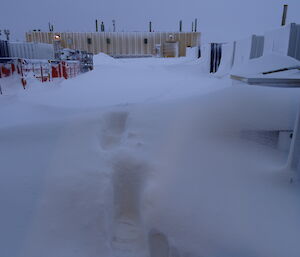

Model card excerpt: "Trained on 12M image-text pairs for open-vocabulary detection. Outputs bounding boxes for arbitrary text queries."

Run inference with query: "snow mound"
[93,53,120,66]
[214,42,235,77]
[231,53,300,76]
[185,47,199,60]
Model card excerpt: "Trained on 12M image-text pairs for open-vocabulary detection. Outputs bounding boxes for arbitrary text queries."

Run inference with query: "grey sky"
[1,0,299,43]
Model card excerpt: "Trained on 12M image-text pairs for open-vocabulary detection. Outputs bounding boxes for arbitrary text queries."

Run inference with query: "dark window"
[106,38,111,44]
[87,38,92,44]
[144,38,148,44]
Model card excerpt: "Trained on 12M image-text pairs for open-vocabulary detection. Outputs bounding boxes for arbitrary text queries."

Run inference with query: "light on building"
[54,34,61,41]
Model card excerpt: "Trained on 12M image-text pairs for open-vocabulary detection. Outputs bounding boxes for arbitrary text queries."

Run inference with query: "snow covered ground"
[1,53,300,257]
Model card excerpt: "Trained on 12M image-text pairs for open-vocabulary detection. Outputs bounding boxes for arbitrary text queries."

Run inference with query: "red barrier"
[51,61,80,79]
[0,59,81,90]
[0,63,14,77]
[51,65,59,78]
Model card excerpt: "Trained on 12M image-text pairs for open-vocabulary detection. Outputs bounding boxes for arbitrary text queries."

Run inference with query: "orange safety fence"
[0,59,81,89]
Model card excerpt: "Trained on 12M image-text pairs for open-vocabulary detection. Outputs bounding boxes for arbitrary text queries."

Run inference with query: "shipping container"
[232,35,264,68]
[200,34,264,75]
[7,42,54,60]
[264,23,300,61]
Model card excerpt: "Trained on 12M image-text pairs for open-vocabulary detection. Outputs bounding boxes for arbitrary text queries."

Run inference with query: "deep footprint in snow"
[111,155,149,255]
[100,111,129,150]
[111,219,148,255]
[148,230,170,257]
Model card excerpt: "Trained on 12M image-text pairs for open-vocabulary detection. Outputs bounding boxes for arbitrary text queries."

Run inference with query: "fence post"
[49,62,53,81]
[19,59,26,89]
[60,62,63,78]
[40,64,44,82]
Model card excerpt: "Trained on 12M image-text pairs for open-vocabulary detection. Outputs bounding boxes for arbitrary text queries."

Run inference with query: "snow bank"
[232,36,253,69]
[0,74,62,96]
[185,47,199,60]
[9,57,219,109]
[214,42,235,77]
[231,53,300,75]
[93,53,120,66]
[196,44,211,73]
[1,57,300,257]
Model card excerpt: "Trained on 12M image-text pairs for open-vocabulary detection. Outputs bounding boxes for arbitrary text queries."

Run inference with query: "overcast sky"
[1,0,299,43]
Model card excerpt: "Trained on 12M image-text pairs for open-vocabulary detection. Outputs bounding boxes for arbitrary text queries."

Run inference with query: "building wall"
[26,31,200,57]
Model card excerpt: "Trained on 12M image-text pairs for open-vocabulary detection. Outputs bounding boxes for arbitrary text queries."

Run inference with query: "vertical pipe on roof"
[281,5,288,26]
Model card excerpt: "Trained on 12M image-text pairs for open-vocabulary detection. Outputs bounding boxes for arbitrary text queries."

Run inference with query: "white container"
[264,23,300,61]
[8,42,54,60]
[232,35,264,68]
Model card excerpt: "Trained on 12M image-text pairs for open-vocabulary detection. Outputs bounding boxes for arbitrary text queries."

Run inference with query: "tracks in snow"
[100,111,129,150]
[98,110,177,257]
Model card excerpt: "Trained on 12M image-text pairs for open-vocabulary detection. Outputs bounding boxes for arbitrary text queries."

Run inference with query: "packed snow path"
[1,54,300,257]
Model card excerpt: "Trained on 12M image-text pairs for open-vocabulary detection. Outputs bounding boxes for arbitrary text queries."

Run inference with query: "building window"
[106,38,111,44]
[144,38,148,44]
[87,38,92,44]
